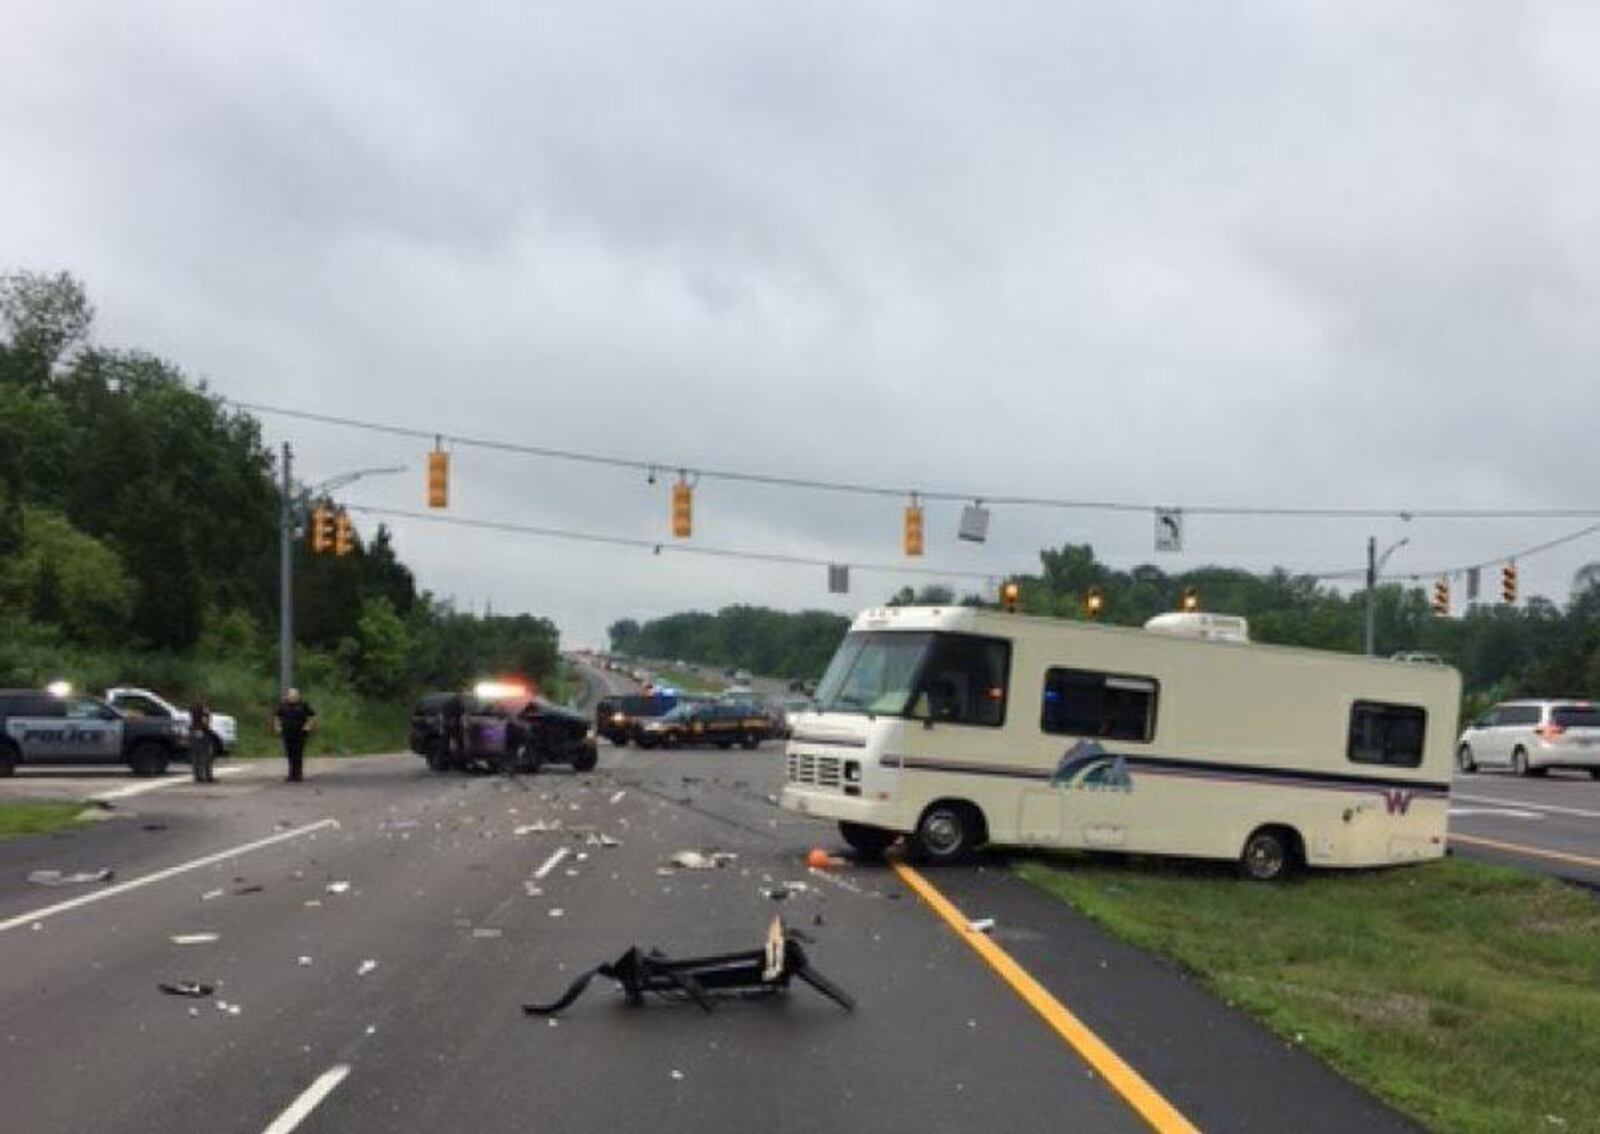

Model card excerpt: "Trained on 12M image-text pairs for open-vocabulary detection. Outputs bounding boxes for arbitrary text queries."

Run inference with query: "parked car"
[106,686,238,752]
[635,701,775,749]
[1456,700,1600,777]
[595,693,677,746]
[0,688,190,776]
[410,691,597,774]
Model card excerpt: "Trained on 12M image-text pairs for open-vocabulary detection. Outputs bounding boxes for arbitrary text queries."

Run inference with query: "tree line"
[0,270,560,701]
[610,545,1600,714]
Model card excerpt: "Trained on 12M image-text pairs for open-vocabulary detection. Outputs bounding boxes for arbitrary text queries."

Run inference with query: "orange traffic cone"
[806,847,833,869]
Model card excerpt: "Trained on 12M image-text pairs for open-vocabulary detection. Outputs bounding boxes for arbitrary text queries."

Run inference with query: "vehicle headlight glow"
[45,679,72,698]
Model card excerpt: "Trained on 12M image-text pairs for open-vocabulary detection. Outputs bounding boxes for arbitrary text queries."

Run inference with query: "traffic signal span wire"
[343,504,1001,584]
[227,399,1600,522]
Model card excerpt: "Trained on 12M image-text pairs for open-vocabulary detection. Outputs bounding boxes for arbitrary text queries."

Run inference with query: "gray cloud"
[4,1,1598,645]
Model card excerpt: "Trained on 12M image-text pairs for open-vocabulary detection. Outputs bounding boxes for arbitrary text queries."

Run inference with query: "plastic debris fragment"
[159,981,214,998]
[171,933,220,945]
[27,868,114,887]
[357,959,378,976]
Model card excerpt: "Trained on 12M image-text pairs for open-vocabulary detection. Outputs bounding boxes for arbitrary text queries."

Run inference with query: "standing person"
[272,687,318,783]
[189,697,216,784]
[443,692,467,770]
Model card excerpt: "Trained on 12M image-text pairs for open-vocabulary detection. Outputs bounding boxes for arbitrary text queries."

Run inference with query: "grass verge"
[1017,854,1600,1134]
[0,801,86,841]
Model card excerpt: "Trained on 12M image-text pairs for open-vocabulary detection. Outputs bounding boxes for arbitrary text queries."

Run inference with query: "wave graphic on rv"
[1051,740,1133,792]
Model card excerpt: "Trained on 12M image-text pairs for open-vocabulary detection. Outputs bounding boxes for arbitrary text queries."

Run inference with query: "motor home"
[779,605,1459,879]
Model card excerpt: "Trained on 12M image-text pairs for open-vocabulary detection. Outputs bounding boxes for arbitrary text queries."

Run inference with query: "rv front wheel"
[838,821,898,859]
[911,802,983,865]
[1240,827,1294,882]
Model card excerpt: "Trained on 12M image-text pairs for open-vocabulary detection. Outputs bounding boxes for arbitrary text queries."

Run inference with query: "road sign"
[1466,567,1480,602]
[958,502,990,543]
[828,564,849,593]
[1154,509,1183,553]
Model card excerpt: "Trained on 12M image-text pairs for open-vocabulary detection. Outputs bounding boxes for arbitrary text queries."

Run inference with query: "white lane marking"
[1450,807,1543,820]
[92,765,244,801]
[260,1064,351,1134]
[533,846,570,880]
[1453,793,1600,820]
[0,818,338,934]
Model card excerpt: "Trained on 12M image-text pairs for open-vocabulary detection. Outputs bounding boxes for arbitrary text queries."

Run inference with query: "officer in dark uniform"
[272,687,318,783]
[189,698,216,783]
[443,692,468,770]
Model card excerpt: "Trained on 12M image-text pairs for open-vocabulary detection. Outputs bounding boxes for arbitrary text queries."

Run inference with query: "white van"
[780,606,1459,879]
[1455,701,1600,777]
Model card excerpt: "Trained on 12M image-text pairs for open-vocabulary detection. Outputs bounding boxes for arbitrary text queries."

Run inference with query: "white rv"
[779,605,1459,879]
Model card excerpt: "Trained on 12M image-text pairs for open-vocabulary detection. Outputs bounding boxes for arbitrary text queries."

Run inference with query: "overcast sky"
[4,2,1598,647]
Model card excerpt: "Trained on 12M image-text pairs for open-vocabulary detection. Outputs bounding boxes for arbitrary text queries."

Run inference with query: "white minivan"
[1455,701,1600,778]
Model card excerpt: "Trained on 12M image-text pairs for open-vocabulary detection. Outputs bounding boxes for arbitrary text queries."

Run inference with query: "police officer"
[272,687,318,783]
[443,692,467,770]
[189,697,216,783]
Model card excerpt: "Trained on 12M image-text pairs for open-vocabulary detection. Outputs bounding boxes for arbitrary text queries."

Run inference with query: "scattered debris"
[581,831,621,848]
[764,794,779,806]
[609,790,626,804]
[171,933,219,945]
[967,918,995,935]
[303,899,323,908]
[472,927,504,939]
[326,881,351,895]
[760,881,810,902]
[523,882,544,897]
[670,1069,684,1081]
[216,999,242,1016]
[200,888,225,901]
[514,820,562,835]
[233,883,265,896]
[523,916,855,1016]
[298,956,314,967]
[357,959,378,976]
[668,850,737,871]
[141,823,168,832]
[159,981,214,998]
[549,908,565,918]
[27,868,114,887]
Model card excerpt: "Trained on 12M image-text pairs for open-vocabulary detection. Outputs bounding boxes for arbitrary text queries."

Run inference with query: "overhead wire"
[228,398,1600,522]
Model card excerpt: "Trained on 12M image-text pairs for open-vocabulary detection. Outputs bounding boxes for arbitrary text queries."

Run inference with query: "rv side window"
[1348,702,1426,768]
[1041,669,1158,742]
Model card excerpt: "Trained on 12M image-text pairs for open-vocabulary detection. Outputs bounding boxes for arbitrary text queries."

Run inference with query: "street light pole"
[278,442,294,695]
[1365,535,1409,657]
[276,459,407,697]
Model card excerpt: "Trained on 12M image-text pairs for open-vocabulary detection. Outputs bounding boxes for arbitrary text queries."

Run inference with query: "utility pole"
[1365,535,1409,657]
[278,441,294,695]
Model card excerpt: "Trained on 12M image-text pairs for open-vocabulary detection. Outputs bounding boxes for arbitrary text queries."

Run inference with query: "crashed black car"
[411,692,598,774]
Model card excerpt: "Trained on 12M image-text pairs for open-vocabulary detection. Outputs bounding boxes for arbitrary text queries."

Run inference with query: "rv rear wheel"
[1240,827,1294,882]
[911,802,983,865]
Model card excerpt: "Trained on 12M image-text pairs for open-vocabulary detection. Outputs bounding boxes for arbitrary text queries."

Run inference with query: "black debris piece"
[158,981,215,998]
[523,916,854,1016]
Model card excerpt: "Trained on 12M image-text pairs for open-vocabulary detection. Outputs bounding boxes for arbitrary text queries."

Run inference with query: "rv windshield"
[815,631,933,716]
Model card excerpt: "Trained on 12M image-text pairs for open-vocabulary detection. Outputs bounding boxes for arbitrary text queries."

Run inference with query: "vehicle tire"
[424,738,451,773]
[716,739,733,750]
[0,742,16,778]
[1456,744,1476,774]
[573,746,599,773]
[610,735,630,748]
[740,732,759,750]
[909,801,984,865]
[663,734,680,750]
[516,742,544,776]
[1240,827,1296,882]
[838,821,898,859]
[129,741,170,778]
[1511,747,1530,777]
[1590,768,1600,781]
[637,736,656,750]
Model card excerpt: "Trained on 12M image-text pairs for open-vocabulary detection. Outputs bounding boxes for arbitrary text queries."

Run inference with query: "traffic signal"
[427,448,449,509]
[1180,585,1200,613]
[903,502,924,557]
[1502,562,1518,605]
[1433,577,1450,616]
[309,505,335,554]
[1084,585,1104,621]
[1000,581,1020,612]
[334,510,354,557]
[671,477,693,539]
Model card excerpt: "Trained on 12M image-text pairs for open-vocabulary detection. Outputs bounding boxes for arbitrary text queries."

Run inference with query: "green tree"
[352,597,412,696]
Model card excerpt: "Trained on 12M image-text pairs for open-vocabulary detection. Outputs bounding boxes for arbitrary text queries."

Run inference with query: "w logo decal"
[1381,790,1414,815]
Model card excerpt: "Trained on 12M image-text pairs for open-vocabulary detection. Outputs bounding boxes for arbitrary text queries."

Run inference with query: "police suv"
[0,689,191,777]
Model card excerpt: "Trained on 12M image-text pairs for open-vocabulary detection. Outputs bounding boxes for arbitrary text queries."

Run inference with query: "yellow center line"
[1450,832,1600,870]
[892,860,1201,1134]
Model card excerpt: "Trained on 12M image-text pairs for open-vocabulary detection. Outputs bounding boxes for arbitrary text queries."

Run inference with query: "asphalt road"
[0,670,1419,1134]
[1448,768,1600,886]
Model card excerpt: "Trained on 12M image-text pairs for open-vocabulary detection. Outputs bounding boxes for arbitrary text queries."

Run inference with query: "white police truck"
[0,689,191,777]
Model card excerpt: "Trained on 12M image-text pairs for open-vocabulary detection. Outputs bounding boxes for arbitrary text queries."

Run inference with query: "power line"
[345,504,1001,585]
[1392,519,1600,581]
[229,398,1600,522]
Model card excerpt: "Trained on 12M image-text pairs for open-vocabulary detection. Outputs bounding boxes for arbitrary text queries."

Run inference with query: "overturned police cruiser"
[410,684,598,775]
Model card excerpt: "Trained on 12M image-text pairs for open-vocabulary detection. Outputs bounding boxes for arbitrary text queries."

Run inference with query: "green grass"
[1017,855,1600,1134]
[0,801,87,841]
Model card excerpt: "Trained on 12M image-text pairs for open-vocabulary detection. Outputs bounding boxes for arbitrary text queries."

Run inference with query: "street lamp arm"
[1375,537,1410,575]
[308,465,408,496]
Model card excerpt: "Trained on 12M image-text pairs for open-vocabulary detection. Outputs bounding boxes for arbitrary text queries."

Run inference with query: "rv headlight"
[844,760,861,783]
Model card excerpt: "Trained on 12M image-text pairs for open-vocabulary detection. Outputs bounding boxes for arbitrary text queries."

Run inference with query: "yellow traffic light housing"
[1180,585,1200,613]
[334,510,354,557]
[671,476,693,539]
[903,501,924,558]
[1432,577,1451,616]
[427,447,449,509]
[1084,585,1104,621]
[1000,581,1020,612]
[309,505,335,554]
[1502,562,1518,605]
